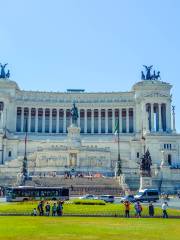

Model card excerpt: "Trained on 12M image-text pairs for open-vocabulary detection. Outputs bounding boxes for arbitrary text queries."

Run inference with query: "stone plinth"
[139,176,152,190]
[67,124,81,148]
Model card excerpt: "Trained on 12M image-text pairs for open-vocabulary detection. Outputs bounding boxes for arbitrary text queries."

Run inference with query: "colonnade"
[16,107,135,134]
[145,103,171,132]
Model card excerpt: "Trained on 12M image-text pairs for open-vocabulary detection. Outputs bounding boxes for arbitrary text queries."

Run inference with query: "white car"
[79,194,97,200]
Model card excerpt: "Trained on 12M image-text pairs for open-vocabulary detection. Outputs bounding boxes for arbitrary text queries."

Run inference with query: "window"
[8,151,12,157]
[164,144,172,150]
[137,152,139,158]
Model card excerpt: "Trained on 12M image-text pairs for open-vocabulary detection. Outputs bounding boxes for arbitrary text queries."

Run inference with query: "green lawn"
[0,216,179,240]
[0,200,180,217]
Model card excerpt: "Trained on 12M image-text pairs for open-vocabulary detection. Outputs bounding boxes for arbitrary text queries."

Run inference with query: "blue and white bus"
[5,186,69,202]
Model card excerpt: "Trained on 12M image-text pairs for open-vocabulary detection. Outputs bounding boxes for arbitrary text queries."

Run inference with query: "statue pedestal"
[67,124,81,149]
[139,176,152,190]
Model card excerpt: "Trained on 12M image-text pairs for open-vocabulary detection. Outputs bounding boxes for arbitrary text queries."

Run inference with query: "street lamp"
[21,117,28,185]
[0,128,7,165]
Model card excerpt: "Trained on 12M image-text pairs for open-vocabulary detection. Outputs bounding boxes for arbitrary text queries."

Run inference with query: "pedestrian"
[52,203,57,216]
[148,202,154,217]
[33,208,37,216]
[37,201,44,216]
[162,202,168,218]
[45,202,51,216]
[57,201,63,216]
[124,200,130,218]
[134,201,142,217]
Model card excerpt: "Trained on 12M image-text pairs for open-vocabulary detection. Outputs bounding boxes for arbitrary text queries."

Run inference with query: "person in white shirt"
[162,202,168,218]
[33,208,37,216]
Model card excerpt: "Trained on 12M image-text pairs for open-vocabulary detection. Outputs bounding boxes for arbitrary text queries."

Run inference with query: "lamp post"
[0,140,4,165]
[22,117,28,185]
[0,129,7,165]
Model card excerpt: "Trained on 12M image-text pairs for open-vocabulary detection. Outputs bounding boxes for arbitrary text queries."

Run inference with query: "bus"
[5,186,69,202]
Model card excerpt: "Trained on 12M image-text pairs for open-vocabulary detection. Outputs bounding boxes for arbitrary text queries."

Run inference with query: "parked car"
[134,189,159,202]
[120,195,135,203]
[79,194,97,200]
[99,195,114,203]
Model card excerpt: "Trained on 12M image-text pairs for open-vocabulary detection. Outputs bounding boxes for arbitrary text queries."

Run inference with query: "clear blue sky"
[0,0,180,130]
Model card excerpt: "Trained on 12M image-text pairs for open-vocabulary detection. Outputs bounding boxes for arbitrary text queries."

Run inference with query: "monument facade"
[0,64,180,192]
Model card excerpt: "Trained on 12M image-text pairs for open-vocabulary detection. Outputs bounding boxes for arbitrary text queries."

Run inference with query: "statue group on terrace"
[139,149,152,177]
[141,65,160,80]
[0,63,10,79]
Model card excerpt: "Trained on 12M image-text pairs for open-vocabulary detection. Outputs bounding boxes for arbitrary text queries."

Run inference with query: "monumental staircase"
[25,176,124,196]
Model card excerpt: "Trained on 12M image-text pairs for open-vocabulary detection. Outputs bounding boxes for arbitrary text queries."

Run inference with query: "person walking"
[45,202,51,216]
[57,201,63,216]
[162,202,168,218]
[52,203,57,216]
[134,201,142,217]
[37,201,44,216]
[149,202,154,217]
[124,200,130,218]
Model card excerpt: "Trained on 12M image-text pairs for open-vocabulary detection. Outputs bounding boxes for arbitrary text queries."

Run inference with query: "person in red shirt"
[124,200,130,218]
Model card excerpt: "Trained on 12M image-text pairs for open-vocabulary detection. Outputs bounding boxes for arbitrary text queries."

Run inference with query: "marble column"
[84,109,87,133]
[141,103,149,134]
[133,108,136,133]
[166,103,171,132]
[112,109,115,133]
[151,104,154,132]
[98,109,101,134]
[28,108,31,132]
[158,104,162,132]
[56,109,59,133]
[63,109,66,133]
[126,108,129,133]
[49,108,52,133]
[105,109,108,134]
[91,109,94,134]
[78,109,80,127]
[172,106,176,133]
[42,108,45,133]
[21,107,24,132]
[119,108,122,133]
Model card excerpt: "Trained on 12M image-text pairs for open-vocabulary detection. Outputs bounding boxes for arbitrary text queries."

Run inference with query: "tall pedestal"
[67,124,81,149]
[139,176,152,190]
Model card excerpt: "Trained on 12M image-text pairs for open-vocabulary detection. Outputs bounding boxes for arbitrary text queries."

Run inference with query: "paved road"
[154,198,180,209]
[114,197,180,209]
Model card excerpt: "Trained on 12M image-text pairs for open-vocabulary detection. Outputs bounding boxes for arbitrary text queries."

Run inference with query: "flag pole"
[117,114,122,176]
